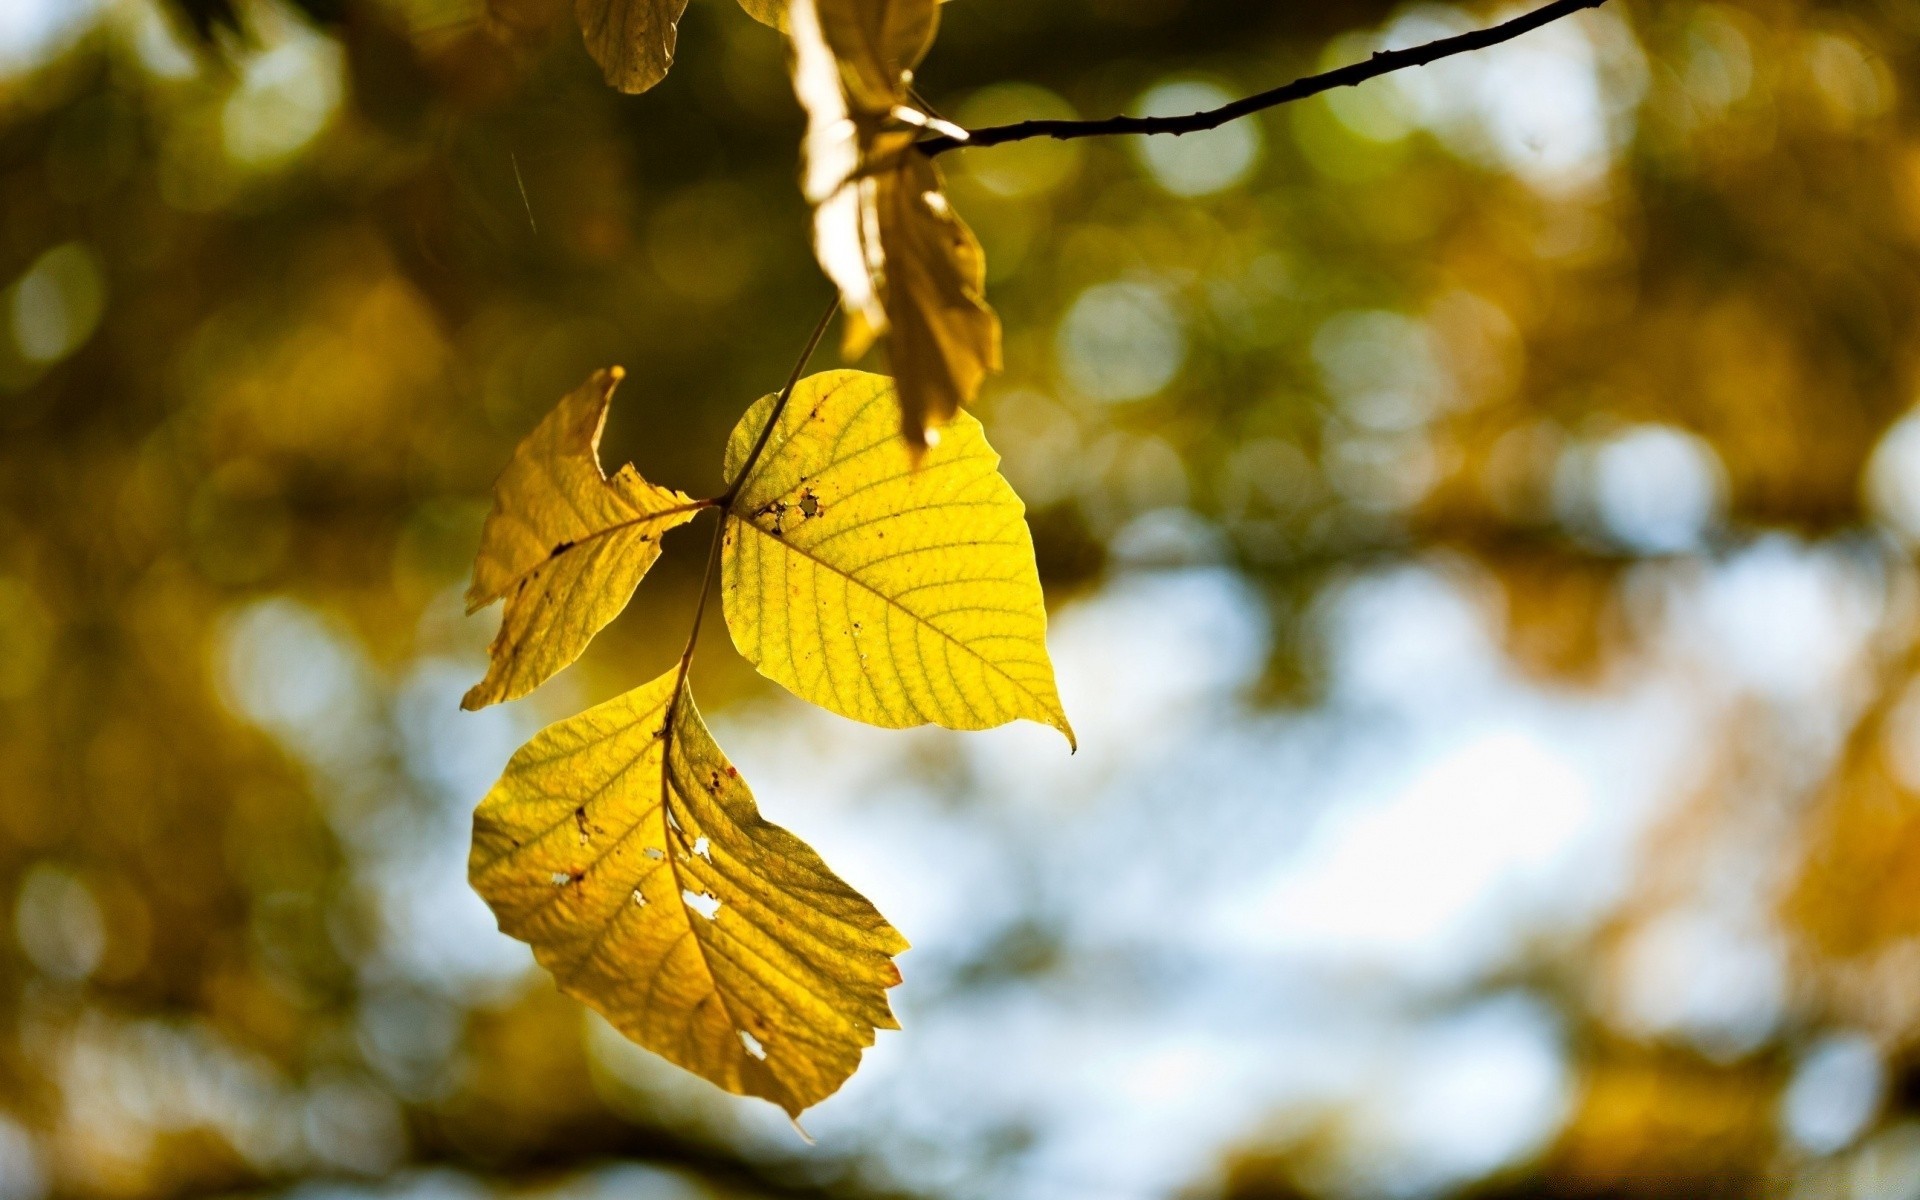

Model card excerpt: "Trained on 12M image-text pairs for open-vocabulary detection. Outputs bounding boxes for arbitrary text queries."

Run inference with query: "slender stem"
[916,0,1609,157]
[661,296,842,753]
[668,515,727,716]
[719,296,842,511]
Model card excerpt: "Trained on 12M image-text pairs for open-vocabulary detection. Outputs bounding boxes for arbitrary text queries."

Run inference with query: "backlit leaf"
[789,0,999,450]
[740,0,953,36]
[464,369,700,710]
[719,370,1072,744]
[470,668,906,1115]
[574,0,691,94]
[736,0,786,30]
[864,151,1001,446]
[812,0,939,113]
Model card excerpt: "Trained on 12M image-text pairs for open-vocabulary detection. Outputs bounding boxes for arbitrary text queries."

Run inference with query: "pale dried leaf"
[575,0,691,93]
[813,0,939,114]
[791,0,997,447]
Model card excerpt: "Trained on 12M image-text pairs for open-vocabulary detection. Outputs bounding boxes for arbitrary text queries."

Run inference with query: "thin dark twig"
[916,0,1609,157]
[661,295,841,752]
[666,515,727,730]
[719,296,841,510]
[644,296,840,1026]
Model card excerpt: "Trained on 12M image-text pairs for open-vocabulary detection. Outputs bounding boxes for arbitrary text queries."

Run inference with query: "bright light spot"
[1130,80,1263,196]
[1805,32,1891,128]
[1384,7,1635,194]
[222,21,345,168]
[397,658,529,803]
[1865,410,1920,542]
[1782,1033,1883,1155]
[0,1114,47,1200]
[1108,507,1225,566]
[1612,907,1785,1057]
[1682,11,1753,114]
[14,864,105,983]
[1849,1123,1920,1198]
[218,597,373,769]
[1687,538,1882,701]
[127,0,198,80]
[1235,730,1595,980]
[0,0,105,77]
[1057,281,1185,402]
[301,1074,406,1175]
[1344,997,1571,1195]
[1322,563,1501,712]
[1563,424,1725,554]
[10,242,106,365]
[956,84,1082,197]
[1321,35,1415,143]
[1313,310,1451,432]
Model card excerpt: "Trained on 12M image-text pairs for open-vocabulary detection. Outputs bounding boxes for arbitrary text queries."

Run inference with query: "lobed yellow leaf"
[470,669,907,1115]
[464,369,700,710]
[719,371,1072,744]
[789,0,999,450]
[574,0,691,93]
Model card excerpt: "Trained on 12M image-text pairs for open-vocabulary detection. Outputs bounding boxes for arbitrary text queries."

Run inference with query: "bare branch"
[917,0,1610,157]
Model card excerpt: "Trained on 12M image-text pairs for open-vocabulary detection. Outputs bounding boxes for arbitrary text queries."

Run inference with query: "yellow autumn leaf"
[719,370,1072,744]
[789,0,999,449]
[464,368,700,710]
[574,0,691,94]
[470,668,906,1115]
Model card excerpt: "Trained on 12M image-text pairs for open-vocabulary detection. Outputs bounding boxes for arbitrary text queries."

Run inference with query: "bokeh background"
[4,0,1920,1196]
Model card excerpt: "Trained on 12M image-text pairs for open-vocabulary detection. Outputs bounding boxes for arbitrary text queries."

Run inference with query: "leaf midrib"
[728,513,1062,725]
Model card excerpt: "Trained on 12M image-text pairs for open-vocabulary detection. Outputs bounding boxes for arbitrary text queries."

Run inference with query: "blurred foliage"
[5,0,1920,1196]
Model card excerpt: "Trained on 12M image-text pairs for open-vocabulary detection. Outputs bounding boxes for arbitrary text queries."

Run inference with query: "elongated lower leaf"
[789,0,999,450]
[575,0,691,93]
[720,370,1073,745]
[869,151,1001,448]
[471,669,906,1115]
[464,369,699,710]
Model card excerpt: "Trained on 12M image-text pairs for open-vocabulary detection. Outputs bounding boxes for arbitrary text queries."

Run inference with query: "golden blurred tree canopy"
[3,0,1920,1196]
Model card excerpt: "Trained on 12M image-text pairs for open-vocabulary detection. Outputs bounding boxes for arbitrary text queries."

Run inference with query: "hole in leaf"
[682,889,721,920]
[630,889,647,907]
[644,847,664,861]
[739,1029,767,1060]
[550,872,570,887]
[693,836,711,861]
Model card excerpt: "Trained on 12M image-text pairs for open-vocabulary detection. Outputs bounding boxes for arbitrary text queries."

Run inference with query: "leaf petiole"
[659,294,843,791]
